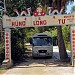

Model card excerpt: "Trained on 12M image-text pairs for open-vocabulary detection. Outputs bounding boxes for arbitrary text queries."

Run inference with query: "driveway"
[2,46,74,75]
[2,66,75,75]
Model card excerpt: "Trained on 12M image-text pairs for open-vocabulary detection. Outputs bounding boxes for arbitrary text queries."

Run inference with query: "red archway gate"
[2,9,75,68]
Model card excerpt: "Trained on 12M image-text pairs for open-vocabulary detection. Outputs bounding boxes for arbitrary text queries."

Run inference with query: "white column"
[5,28,11,63]
[71,26,75,66]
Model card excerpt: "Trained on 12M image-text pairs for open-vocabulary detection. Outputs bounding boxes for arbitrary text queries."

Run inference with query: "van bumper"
[32,52,53,57]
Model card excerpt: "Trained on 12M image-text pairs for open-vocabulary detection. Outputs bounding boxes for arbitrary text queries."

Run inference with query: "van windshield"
[32,37,52,46]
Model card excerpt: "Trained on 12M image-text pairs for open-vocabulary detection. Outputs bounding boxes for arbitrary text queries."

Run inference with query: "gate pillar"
[2,28,13,69]
[71,26,75,67]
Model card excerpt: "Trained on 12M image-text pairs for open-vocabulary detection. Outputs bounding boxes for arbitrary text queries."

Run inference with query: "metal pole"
[4,0,6,13]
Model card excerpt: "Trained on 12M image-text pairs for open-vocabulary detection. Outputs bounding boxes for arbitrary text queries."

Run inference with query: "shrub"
[11,47,26,62]
[11,29,26,63]
[0,43,5,65]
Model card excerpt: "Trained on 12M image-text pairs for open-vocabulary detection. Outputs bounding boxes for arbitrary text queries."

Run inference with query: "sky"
[66,0,75,14]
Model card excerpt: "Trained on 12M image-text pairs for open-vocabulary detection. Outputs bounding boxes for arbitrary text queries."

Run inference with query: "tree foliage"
[11,29,26,61]
[6,0,74,61]
[0,43,5,65]
[0,0,74,62]
[62,26,70,43]
[71,6,75,12]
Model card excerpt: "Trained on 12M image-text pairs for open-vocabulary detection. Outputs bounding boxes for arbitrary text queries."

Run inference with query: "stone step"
[2,59,13,69]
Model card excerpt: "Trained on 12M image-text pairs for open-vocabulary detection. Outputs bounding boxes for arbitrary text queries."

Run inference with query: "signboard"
[3,12,75,28]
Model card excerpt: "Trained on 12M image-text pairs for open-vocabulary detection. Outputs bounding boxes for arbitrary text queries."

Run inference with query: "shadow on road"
[13,49,72,69]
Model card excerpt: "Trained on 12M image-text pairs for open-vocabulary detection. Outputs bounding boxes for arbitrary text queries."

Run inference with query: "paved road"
[2,46,74,75]
[2,66,75,75]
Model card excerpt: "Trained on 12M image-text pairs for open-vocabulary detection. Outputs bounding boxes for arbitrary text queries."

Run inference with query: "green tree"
[71,6,75,12]
[62,26,70,43]
[1,0,74,61]
[53,0,73,61]
[11,29,26,61]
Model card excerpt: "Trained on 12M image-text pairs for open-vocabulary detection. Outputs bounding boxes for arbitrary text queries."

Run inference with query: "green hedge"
[0,43,5,65]
[11,29,26,63]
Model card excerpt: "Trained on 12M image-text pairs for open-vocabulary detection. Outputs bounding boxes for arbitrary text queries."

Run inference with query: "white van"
[30,33,53,58]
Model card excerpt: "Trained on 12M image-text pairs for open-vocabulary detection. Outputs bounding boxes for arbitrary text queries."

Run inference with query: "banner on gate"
[3,12,75,28]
